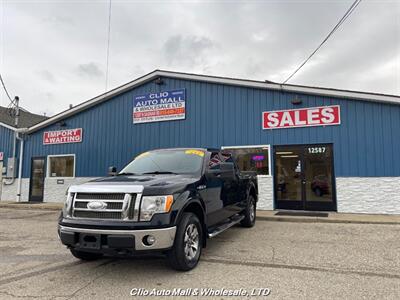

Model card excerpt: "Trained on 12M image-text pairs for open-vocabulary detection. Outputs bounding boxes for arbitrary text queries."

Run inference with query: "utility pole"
[11,96,20,160]
[14,96,20,128]
[12,96,23,202]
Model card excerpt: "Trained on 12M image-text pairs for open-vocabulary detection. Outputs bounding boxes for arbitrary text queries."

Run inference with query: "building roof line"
[27,70,159,133]
[0,105,48,129]
[27,69,400,133]
[158,70,400,101]
[0,121,17,131]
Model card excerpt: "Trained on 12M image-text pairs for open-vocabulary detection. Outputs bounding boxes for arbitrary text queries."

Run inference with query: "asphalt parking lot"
[0,208,399,299]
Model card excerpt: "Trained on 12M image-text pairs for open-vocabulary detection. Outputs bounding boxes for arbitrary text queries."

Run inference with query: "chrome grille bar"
[75,193,125,200]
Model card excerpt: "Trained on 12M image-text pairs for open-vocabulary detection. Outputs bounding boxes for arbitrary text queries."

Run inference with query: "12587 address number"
[308,147,326,154]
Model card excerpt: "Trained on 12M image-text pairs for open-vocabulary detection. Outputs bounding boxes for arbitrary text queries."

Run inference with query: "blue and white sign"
[133,89,186,124]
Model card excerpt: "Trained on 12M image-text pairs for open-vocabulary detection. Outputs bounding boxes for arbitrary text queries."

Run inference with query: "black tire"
[70,249,103,261]
[241,194,256,227]
[167,212,202,271]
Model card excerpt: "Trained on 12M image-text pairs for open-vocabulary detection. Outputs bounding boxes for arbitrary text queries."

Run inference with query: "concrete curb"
[256,216,400,225]
[0,203,62,211]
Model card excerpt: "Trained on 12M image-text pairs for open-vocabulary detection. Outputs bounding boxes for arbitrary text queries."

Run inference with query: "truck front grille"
[76,193,125,200]
[71,193,137,221]
[73,211,123,219]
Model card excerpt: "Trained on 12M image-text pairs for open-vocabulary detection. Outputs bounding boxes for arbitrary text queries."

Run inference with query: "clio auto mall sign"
[43,128,83,145]
[262,105,340,129]
[133,89,186,124]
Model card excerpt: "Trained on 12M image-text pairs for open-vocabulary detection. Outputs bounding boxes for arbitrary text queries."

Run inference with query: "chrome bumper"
[59,225,176,251]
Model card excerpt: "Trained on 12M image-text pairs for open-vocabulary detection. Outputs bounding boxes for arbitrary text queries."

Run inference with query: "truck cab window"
[209,152,233,170]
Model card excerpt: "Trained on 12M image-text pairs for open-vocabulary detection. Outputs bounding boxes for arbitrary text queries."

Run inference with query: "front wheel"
[167,212,202,271]
[241,194,256,227]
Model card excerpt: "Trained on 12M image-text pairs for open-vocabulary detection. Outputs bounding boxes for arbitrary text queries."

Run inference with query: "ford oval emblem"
[87,201,107,210]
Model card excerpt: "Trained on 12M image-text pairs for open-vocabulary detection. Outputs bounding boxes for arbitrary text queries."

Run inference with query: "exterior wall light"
[155,77,164,85]
[291,96,302,105]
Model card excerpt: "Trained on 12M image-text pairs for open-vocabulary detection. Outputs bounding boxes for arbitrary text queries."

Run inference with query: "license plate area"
[79,233,101,249]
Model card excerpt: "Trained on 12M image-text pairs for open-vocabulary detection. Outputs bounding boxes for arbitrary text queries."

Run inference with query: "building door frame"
[273,143,337,211]
[29,157,46,202]
[0,161,3,198]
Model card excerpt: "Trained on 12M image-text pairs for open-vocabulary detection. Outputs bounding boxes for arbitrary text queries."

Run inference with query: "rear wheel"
[241,194,256,227]
[70,249,103,261]
[167,212,202,271]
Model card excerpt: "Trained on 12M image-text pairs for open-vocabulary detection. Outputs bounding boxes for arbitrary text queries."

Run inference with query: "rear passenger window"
[209,152,233,170]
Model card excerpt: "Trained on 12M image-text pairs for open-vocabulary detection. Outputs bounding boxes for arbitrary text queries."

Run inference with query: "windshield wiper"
[142,171,178,175]
[117,172,139,176]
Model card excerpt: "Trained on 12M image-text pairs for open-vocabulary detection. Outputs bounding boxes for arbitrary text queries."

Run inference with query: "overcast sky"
[0,0,399,116]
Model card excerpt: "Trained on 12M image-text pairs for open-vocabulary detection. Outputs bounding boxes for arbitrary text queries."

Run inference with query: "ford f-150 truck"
[58,148,258,271]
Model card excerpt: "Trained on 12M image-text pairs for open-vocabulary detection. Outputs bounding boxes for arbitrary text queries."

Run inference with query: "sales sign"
[133,89,186,124]
[262,105,340,130]
[43,128,83,145]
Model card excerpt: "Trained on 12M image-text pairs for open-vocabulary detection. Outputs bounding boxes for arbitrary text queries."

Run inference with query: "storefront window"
[222,146,270,176]
[48,155,75,177]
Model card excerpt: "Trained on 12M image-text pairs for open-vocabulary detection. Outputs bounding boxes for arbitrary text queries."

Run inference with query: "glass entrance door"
[274,146,304,210]
[29,157,45,202]
[274,144,336,211]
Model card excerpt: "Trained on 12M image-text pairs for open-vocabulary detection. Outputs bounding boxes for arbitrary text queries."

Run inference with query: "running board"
[207,214,244,238]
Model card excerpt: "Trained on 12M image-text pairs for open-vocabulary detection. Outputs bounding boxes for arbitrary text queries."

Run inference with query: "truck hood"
[81,174,200,195]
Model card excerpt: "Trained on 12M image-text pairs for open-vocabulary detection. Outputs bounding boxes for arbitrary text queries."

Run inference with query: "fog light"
[143,235,156,246]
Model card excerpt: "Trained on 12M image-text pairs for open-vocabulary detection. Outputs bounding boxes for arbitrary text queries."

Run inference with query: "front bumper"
[58,225,176,252]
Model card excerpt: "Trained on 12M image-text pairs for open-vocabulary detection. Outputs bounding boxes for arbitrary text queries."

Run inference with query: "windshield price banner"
[262,105,340,129]
[43,128,83,145]
[133,89,186,124]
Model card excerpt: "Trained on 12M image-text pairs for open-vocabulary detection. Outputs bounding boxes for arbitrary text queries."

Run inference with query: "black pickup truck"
[58,148,258,271]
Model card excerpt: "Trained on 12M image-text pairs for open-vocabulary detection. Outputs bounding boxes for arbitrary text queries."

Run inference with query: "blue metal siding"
[0,125,15,166]
[22,77,400,178]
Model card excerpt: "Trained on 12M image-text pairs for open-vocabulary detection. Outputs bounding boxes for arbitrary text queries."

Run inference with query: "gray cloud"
[0,0,398,116]
[37,70,56,83]
[163,35,215,68]
[76,62,104,78]
[42,15,74,27]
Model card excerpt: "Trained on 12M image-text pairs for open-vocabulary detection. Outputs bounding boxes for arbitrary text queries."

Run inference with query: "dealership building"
[1,70,400,214]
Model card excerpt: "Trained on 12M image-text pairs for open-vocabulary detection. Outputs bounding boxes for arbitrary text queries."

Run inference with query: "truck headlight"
[63,192,74,218]
[140,195,173,221]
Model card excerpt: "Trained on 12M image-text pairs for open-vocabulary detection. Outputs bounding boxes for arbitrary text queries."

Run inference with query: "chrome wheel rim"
[249,200,255,222]
[184,224,199,261]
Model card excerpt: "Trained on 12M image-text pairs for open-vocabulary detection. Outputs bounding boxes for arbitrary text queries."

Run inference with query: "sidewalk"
[256,210,400,225]
[1,200,399,225]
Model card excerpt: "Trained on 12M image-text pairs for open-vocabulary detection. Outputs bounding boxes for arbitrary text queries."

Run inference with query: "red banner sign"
[43,128,83,145]
[263,105,340,129]
[0,152,3,161]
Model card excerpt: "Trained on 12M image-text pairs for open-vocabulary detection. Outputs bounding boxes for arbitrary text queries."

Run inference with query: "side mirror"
[108,166,117,176]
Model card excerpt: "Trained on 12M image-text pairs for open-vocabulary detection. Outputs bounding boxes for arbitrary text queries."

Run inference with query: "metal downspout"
[16,134,24,202]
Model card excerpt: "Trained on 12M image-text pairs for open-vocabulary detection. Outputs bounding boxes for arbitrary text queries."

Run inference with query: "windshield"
[119,149,205,175]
